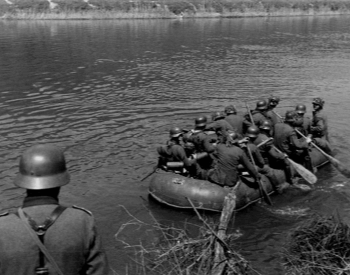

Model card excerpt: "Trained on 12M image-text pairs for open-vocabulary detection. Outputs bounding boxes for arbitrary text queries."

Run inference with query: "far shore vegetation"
[1,0,350,19]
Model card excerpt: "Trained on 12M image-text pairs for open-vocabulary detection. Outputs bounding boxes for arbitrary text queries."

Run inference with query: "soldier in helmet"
[295,103,312,136]
[205,111,233,143]
[266,96,282,125]
[0,144,111,275]
[243,99,272,132]
[311,97,329,141]
[224,105,244,135]
[157,127,201,175]
[207,131,261,188]
[308,98,333,155]
[253,121,296,186]
[187,116,216,170]
[244,126,265,169]
[274,110,313,170]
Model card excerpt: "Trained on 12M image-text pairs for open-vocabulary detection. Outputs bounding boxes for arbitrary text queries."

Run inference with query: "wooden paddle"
[246,145,273,206]
[272,145,317,185]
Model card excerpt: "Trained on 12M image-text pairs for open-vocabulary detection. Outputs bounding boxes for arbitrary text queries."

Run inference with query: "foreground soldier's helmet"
[284,110,298,122]
[224,105,237,115]
[260,120,272,131]
[212,111,225,121]
[246,126,260,138]
[256,100,268,111]
[312,97,325,107]
[195,116,207,128]
[169,127,183,138]
[295,104,307,114]
[14,144,70,190]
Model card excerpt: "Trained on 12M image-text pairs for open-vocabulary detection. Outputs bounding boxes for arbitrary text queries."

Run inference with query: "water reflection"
[1,16,350,274]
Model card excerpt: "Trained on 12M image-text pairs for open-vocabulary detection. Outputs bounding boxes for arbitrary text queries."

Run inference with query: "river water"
[1,16,350,274]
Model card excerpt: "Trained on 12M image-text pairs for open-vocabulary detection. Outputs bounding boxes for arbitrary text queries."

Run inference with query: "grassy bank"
[1,0,350,19]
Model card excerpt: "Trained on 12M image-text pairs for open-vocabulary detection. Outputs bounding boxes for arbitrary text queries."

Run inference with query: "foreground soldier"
[0,144,111,275]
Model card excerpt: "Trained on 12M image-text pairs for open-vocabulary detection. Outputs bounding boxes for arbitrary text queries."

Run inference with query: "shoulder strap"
[18,206,66,275]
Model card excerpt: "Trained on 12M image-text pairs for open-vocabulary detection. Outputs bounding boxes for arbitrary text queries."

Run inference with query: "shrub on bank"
[1,0,350,19]
[283,214,350,275]
[115,206,249,275]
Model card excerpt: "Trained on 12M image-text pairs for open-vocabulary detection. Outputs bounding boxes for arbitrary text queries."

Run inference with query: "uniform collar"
[23,196,59,208]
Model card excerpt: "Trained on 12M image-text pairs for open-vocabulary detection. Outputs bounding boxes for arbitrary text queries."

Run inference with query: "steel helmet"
[259,120,272,131]
[195,116,207,128]
[224,105,237,115]
[256,100,268,111]
[312,97,325,107]
[284,110,298,122]
[227,130,239,143]
[246,126,260,138]
[212,111,225,121]
[295,104,307,114]
[169,127,183,138]
[268,96,280,104]
[14,144,70,190]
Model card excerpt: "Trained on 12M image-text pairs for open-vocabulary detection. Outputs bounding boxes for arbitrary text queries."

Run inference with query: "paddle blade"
[288,158,317,185]
[328,156,350,178]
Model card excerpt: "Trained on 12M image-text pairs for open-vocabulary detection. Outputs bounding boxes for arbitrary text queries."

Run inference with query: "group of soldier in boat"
[156,96,333,192]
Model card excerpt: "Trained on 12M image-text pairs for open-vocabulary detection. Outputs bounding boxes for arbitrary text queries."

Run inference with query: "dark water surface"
[1,16,350,274]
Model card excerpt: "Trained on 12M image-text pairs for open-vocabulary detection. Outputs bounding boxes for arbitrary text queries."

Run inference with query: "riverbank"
[1,0,350,19]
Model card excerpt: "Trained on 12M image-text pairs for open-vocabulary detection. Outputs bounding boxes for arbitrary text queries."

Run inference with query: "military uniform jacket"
[312,109,329,140]
[224,114,244,135]
[273,122,308,155]
[157,143,195,168]
[243,110,271,131]
[0,196,111,275]
[209,144,259,187]
[266,109,281,125]
[205,120,233,142]
[188,131,215,154]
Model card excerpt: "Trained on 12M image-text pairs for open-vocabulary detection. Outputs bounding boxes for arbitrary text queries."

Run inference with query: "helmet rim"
[14,171,70,190]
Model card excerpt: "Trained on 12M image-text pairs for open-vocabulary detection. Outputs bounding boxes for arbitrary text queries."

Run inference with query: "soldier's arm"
[203,137,215,153]
[311,116,326,132]
[289,131,309,149]
[239,149,260,179]
[173,146,196,167]
[84,214,112,275]
[252,145,265,168]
